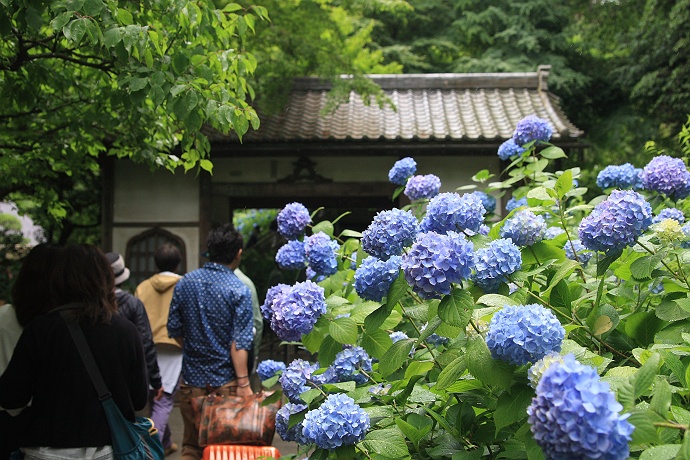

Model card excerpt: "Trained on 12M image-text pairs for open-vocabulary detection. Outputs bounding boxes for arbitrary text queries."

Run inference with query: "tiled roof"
[213,65,583,146]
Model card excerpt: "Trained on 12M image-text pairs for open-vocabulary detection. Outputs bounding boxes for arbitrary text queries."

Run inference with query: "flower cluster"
[472,238,522,292]
[276,403,309,444]
[269,280,327,342]
[404,174,441,201]
[500,210,546,247]
[419,192,485,234]
[527,353,564,389]
[513,115,553,145]
[544,226,565,239]
[654,218,685,243]
[277,202,311,240]
[652,207,685,224]
[564,239,593,266]
[527,354,634,460]
[305,232,339,276]
[486,304,565,366]
[361,209,418,260]
[330,346,372,385]
[256,359,286,381]
[388,157,417,185]
[579,190,652,253]
[402,231,474,299]
[275,240,307,270]
[354,255,402,302]
[279,359,319,404]
[260,283,291,322]
[471,191,497,214]
[596,163,643,190]
[389,331,409,343]
[505,197,527,212]
[498,138,526,161]
[640,155,690,199]
[302,394,370,450]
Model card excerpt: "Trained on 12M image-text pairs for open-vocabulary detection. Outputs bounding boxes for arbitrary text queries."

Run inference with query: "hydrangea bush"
[256,116,690,460]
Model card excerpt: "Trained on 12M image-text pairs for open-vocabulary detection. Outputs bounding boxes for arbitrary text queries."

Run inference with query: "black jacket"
[116,288,162,390]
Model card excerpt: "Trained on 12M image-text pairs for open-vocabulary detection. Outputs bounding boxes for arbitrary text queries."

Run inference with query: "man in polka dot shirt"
[167,224,254,460]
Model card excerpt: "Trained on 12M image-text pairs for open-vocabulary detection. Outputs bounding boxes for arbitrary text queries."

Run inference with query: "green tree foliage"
[0,0,268,242]
[0,212,28,303]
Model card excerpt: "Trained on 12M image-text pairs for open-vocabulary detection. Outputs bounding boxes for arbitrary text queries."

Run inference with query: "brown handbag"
[191,391,282,447]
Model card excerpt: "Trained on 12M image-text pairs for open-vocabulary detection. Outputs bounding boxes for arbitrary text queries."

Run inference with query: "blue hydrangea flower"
[402,231,475,299]
[426,333,449,346]
[513,115,553,145]
[564,239,594,266]
[361,209,418,260]
[260,283,291,322]
[579,190,653,253]
[500,210,546,247]
[596,163,643,190]
[331,346,373,385]
[277,202,311,240]
[498,138,527,161]
[640,155,690,199]
[270,280,327,342]
[368,383,391,396]
[311,366,339,385]
[279,359,319,404]
[257,359,286,381]
[473,238,522,293]
[302,394,370,450]
[652,207,685,224]
[305,232,339,277]
[388,157,417,185]
[419,192,485,234]
[506,197,528,212]
[527,354,634,460]
[275,240,307,270]
[389,331,409,343]
[354,256,402,302]
[276,403,310,444]
[471,191,497,214]
[404,174,441,201]
[544,226,565,239]
[305,267,325,283]
[486,304,565,366]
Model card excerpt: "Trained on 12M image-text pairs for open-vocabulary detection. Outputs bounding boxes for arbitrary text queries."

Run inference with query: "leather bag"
[191,392,282,447]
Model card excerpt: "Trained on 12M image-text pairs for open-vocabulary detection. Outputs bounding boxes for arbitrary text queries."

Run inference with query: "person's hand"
[153,387,165,401]
[236,384,253,397]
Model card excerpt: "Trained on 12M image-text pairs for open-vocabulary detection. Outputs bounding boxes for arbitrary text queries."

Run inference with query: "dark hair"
[12,243,64,327]
[206,224,243,264]
[154,243,181,272]
[51,244,117,323]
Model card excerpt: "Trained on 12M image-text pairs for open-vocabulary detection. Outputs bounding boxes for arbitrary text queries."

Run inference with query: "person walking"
[106,252,164,401]
[168,224,254,460]
[135,243,183,456]
[0,244,149,460]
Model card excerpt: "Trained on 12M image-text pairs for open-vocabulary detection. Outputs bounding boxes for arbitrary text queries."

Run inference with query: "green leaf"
[549,279,572,316]
[436,356,467,390]
[317,335,341,367]
[386,270,408,310]
[438,288,473,328]
[555,169,573,199]
[650,378,672,418]
[51,11,73,32]
[635,353,661,399]
[116,7,133,25]
[312,220,334,237]
[329,316,359,344]
[540,146,566,160]
[629,410,663,445]
[640,445,680,460]
[129,77,148,92]
[364,304,391,331]
[379,339,415,378]
[223,3,243,12]
[597,249,623,277]
[625,312,666,346]
[360,428,409,458]
[593,314,614,336]
[64,18,88,44]
[494,385,534,432]
[466,336,514,389]
[631,255,661,281]
[395,415,432,447]
[658,296,690,322]
[199,159,213,173]
[405,361,435,380]
[361,328,392,360]
[476,293,517,309]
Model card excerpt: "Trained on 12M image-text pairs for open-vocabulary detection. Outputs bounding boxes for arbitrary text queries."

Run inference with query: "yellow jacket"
[135,273,182,349]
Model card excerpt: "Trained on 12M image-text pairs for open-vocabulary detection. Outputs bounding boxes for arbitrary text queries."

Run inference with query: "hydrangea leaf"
[476,294,518,308]
[466,336,514,389]
[386,269,409,309]
[494,385,533,433]
[597,248,624,277]
[438,289,474,328]
[639,445,680,460]
[350,301,381,324]
[435,356,466,390]
[379,339,416,377]
[630,255,662,281]
[405,361,434,380]
[311,220,334,237]
[364,303,393,331]
[555,169,573,199]
[317,334,342,368]
[360,427,409,459]
[629,410,665,446]
[625,312,666,347]
[329,316,359,344]
[539,146,566,160]
[361,328,392,360]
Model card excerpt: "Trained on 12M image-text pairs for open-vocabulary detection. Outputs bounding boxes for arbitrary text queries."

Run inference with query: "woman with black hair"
[0,244,149,460]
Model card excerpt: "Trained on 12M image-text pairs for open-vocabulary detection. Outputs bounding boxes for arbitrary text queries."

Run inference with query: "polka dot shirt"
[167,263,253,387]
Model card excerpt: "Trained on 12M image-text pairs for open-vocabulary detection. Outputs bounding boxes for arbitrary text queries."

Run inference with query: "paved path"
[165,403,299,459]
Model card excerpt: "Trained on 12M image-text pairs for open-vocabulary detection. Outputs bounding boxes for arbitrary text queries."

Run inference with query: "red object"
[202,445,281,460]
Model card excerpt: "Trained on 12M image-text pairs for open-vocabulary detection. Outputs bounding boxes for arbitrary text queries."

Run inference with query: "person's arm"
[230,342,252,397]
[167,283,184,341]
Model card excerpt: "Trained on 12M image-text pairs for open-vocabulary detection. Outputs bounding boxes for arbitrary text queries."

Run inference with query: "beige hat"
[105,252,130,285]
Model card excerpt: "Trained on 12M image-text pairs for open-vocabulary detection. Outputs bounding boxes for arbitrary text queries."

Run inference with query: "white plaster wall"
[111,226,201,272]
[113,160,199,223]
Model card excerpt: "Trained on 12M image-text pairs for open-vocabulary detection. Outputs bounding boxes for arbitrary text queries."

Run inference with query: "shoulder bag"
[60,311,164,460]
